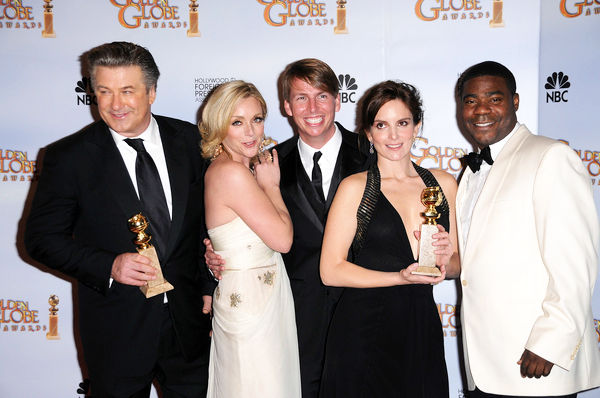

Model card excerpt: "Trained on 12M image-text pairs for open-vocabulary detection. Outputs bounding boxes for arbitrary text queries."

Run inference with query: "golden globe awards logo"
[0,298,45,333]
[437,302,458,337]
[1,149,36,182]
[110,0,186,30]
[560,0,600,18]
[0,0,41,30]
[411,137,468,178]
[557,140,600,186]
[414,0,504,25]
[257,0,334,28]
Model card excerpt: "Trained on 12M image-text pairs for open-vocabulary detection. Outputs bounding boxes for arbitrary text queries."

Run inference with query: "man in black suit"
[207,58,369,397]
[25,42,212,398]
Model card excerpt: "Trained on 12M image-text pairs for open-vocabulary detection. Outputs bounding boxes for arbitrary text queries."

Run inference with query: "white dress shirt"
[110,116,173,219]
[297,124,343,200]
[460,122,520,252]
[109,116,172,301]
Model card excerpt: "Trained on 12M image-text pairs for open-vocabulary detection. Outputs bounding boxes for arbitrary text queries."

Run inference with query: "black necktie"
[312,151,325,203]
[463,146,494,173]
[124,138,170,253]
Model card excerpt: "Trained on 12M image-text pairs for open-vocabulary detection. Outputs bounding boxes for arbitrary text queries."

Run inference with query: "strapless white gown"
[206,217,301,398]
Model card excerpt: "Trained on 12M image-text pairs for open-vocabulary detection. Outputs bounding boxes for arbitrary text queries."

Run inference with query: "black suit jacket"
[25,115,212,388]
[274,122,370,396]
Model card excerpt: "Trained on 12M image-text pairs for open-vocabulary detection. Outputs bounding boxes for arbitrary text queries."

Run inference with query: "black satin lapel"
[87,124,141,221]
[296,160,326,221]
[280,147,324,233]
[157,120,189,261]
[326,150,343,210]
[325,130,368,210]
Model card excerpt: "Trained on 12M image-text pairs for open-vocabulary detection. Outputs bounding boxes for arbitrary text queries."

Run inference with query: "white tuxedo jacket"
[457,124,600,395]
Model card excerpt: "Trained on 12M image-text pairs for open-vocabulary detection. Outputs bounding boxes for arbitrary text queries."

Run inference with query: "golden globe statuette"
[46,295,60,340]
[128,213,174,298]
[187,0,201,37]
[42,0,56,38]
[334,0,348,34]
[412,187,442,277]
[489,0,505,28]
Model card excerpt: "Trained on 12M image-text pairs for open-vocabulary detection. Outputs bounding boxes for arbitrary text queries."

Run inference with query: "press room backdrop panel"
[0,1,598,397]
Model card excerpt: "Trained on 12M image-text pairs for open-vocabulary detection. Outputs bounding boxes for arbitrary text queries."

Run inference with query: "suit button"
[462,280,468,287]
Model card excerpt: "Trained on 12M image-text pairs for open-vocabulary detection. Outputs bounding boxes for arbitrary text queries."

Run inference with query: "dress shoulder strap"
[349,162,380,260]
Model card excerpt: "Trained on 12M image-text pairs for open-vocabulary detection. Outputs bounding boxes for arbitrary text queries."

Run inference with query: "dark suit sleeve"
[25,145,115,294]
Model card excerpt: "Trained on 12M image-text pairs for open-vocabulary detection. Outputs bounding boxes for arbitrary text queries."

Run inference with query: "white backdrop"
[1,1,599,397]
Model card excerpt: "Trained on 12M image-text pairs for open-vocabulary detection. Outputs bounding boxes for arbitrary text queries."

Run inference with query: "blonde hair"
[199,80,267,160]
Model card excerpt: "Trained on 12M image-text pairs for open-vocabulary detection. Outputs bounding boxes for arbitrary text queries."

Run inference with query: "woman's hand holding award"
[412,186,443,277]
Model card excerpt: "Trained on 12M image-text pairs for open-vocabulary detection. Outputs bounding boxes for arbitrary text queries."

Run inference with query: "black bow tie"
[463,146,493,173]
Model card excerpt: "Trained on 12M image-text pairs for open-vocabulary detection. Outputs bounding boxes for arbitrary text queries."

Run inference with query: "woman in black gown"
[319,81,460,397]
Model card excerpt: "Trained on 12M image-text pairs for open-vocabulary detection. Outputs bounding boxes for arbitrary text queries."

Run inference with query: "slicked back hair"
[87,41,160,92]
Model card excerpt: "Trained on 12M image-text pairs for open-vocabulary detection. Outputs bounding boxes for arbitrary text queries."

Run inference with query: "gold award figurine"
[46,294,60,340]
[187,0,201,37]
[42,0,56,38]
[489,0,505,28]
[334,0,348,34]
[412,186,443,276]
[128,213,174,298]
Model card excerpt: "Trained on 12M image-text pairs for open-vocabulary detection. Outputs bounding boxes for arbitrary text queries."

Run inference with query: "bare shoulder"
[339,171,368,194]
[332,171,368,209]
[205,159,255,194]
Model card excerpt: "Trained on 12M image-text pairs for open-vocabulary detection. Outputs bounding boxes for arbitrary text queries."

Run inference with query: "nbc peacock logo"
[338,74,358,104]
[545,71,570,103]
[75,77,97,106]
[594,319,599,344]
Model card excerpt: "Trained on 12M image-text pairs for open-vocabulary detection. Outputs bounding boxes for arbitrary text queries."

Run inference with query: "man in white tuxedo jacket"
[455,61,600,397]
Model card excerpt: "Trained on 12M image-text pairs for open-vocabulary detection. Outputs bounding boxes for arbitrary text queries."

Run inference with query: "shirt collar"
[488,121,520,161]
[297,123,343,164]
[109,116,160,146]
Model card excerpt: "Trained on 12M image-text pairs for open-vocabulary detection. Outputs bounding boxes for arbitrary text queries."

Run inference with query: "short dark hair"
[456,61,516,99]
[87,41,160,92]
[356,80,423,138]
[280,58,339,101]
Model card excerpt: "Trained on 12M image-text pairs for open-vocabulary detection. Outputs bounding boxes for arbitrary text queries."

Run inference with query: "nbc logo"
[545,71,570,103]
[338,74,358,104]
[594,319,600,344]
[75,77,97,106]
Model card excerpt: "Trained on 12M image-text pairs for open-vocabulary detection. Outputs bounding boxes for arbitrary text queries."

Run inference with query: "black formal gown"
[319,162,449,398]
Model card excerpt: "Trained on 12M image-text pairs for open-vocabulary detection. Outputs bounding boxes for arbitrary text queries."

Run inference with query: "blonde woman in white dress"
[200,80,301,398]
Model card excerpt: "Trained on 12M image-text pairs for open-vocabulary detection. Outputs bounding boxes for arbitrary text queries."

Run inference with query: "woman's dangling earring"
[211,144,224,161]
[258,136,266,153]
[369,141,374,154]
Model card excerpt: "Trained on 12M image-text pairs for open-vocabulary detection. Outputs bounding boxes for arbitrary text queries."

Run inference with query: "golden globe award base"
[412,187,442,277]
[42,0,56,38]
[128,213,174,298]
[187,0,201,37]
[46,295,60,340]
[334,0,348,34]
[489,0,505,28]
